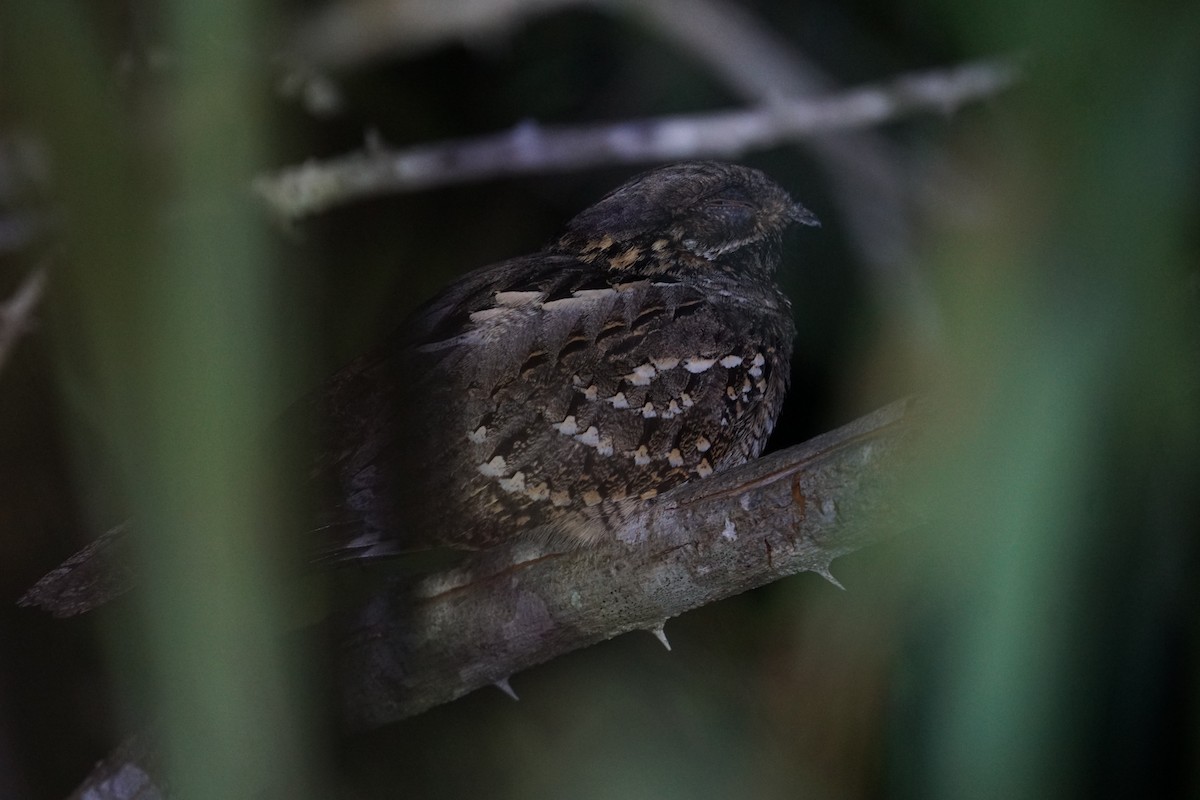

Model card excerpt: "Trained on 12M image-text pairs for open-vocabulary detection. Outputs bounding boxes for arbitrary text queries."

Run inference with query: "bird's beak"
[789,202,821,227]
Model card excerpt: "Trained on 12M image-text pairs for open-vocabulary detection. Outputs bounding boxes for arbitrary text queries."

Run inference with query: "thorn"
[648,623,672,651]
[493,678,519,701]
[815,564,846,591]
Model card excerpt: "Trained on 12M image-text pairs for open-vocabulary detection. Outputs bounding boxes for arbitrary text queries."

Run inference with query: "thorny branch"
[254,60,1017,219]
[64,397,921,798]
[338,397,919,727]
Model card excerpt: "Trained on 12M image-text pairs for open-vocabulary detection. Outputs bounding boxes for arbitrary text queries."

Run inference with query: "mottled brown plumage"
[309,161,818,557]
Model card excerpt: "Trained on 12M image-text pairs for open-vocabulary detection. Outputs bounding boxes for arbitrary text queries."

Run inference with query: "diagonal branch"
[253,61,1017,219]
[61,397,921,798]
[337,396,920,728]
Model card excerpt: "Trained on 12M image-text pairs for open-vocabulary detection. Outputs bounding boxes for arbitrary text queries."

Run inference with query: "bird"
[306,161,819,560]
[18,161,818,616]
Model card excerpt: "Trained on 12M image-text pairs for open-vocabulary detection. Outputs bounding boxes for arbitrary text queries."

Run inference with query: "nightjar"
[310,161,818,558]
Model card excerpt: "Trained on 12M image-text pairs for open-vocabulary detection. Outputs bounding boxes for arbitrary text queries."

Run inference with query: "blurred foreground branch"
[254,60,1016,218]
[292,0,584,67]
[65,396,919,797]
[625,0,958,345]
[0,266,47,375]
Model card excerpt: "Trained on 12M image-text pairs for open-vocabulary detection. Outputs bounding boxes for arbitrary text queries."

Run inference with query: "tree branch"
[253,60,1017,218]
[61,397,919,798]
[283,0,964,348]
[337,396,919,729]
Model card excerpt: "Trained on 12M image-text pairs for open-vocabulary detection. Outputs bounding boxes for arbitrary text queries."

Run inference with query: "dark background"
[2,1,1197,798]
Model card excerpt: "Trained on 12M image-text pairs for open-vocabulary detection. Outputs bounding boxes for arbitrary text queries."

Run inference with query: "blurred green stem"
[915,3,1200,798]
[4,2,318,798]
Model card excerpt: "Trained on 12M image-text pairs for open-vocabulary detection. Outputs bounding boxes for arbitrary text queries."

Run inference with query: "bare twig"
[0,266,47,374]
[255,60,1017,218]
[286,0,976,342]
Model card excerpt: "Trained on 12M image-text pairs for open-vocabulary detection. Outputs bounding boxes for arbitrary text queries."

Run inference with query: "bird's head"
[556,161,818,272]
